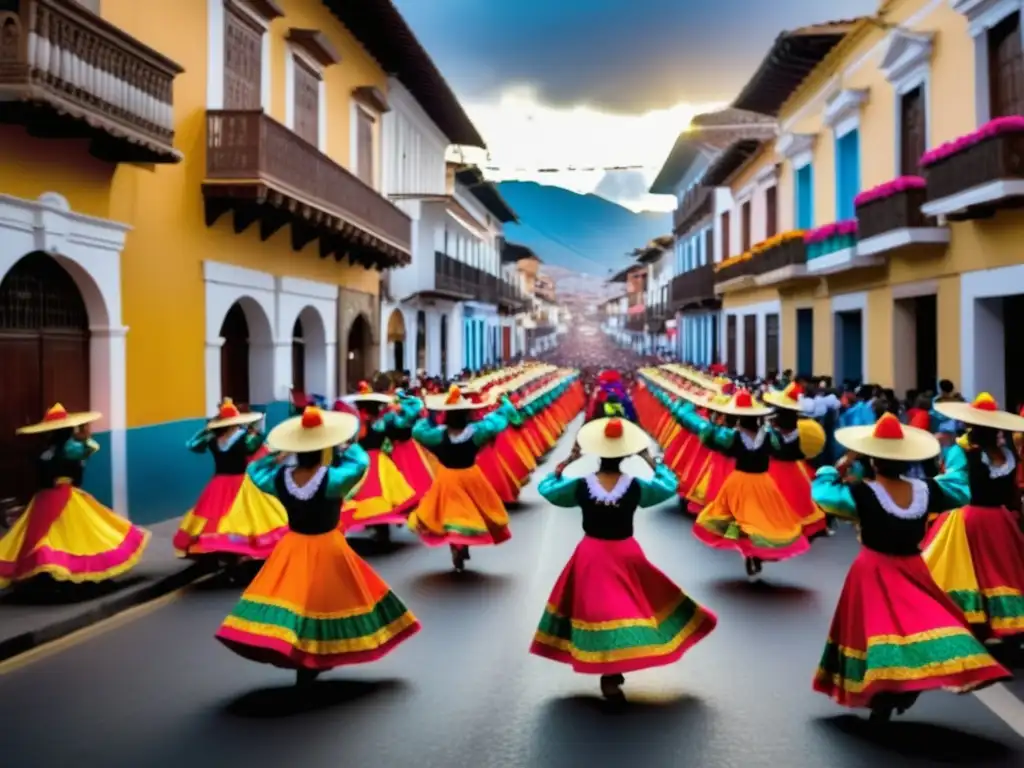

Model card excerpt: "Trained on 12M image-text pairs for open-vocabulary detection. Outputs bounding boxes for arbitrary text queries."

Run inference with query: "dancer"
[530,417,717,700]
[216,406,420,685]
[923,393,1024,641]
[388,389,439,497]
[0,404,150,589]
[684,391,812,579]
[812,413,1009,720]
[407,385,517,571]
[173,399,287,562]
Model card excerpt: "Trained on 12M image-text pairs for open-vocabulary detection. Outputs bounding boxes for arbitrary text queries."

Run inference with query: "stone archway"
[216,297,275,409]
[338,287,379,394]
[386,308,406,372]
[290,305,329,399]
[346,313,373,391]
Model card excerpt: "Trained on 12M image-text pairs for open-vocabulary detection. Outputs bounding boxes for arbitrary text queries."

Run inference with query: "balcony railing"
[0,0,183,163]
[674,187,711,233]
[432,252,507,304]
[670,265,717,309]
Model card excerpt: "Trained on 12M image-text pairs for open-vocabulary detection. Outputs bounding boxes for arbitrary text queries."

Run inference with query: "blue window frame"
[834,128,861,220]
[795,164,813,230]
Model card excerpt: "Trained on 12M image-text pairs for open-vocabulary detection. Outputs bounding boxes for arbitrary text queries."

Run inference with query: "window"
[720,211,731,259]
[741,200,752,252]
[795,164,814,229]
[356,108,376,186]
[726,315,737,370]
[765,185,778,238]
[765,313,780,375]
[988,12,1024,118]
[292,58,319,146]
[223,3,263,109]
[834,129,860,220]
[706,227,714,265]
[899,86,926,176]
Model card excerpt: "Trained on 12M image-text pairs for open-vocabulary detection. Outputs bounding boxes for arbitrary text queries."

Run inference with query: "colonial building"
[607,264,648,351]
[632,236,674,353]
[0,0,472,524]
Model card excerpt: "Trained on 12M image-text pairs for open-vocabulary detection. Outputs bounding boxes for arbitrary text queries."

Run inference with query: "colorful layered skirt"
[814,548,1010,708]
[388,439,436,499]
[340,450,417,533]
[0,483,150,588]
[923,505,1024,639]
[767,459,828,539]
[693,470,810,561]
[477,443,520,504]
[530,535,717,674]
[495,428,533,483]
[216,529,420,670]
[173,473,288,559]
[687,452,734,515]
[407,465,511,546]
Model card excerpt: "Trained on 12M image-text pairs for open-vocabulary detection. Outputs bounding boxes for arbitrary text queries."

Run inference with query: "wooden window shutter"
[223,5,263,110]
[899,86,926,176]
[721,211,731,259]
[357,109,375,185]
[293,58,319,146]
[989,13,1024,118]
[741,201,752,252]
[765,186,778,238]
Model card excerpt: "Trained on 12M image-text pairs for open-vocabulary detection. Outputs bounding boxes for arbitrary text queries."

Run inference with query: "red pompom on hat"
[721,382,736,396]
[786,383,804,400]
[734,390,753,408]
[43,404,69,422]
[604,418,624,438]
[871,412,904,439]
[971,392,998,411]
[445,385,462,405]
[301,406,324,429]
[217,398,240,420]
[356,380,372,395]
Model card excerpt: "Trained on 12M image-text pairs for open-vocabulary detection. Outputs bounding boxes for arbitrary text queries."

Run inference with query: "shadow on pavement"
[0,574,147,605]
[347,537,414,558]
[222,678,408,719]
[708,577,818,604]
[410,568,514,595]
[817,714,1016,761]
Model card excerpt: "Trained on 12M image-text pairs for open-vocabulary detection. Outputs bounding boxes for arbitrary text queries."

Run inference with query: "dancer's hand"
[836,451,858,478]
[275,451,291,465]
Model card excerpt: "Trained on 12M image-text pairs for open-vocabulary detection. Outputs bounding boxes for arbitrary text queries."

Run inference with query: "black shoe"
[869,706,893,723]
[296,669,320,687]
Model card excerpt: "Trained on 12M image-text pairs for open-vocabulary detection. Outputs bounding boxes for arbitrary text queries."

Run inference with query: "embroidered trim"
[216,427,245,452]
[980,446,1016,478]
[448,426,476,444]
[739,429,766,451]
[284,465,327,500]
[584,473,632,504]
[865,478,929,520]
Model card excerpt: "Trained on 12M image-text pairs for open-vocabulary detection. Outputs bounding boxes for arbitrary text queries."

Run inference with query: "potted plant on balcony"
[751,230,806,272]
[805,220,857,260]
[855,176,929,239]
[713,252,752,281]
[921,116,1024,203]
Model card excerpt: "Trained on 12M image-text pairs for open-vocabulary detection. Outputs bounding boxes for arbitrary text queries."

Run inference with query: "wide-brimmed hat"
[934,393,1024,432]
[835,412,939,462]
[763,382,806,411]
[343,380,392,405]
[425,385,492,411]
[267,406,359,453]
[207,398,263,429]
[576,417,650,458]
[703,389,773,417]
[16,403,102,435]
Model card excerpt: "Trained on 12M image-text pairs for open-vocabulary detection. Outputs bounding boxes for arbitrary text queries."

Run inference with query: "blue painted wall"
[81,430,112,508]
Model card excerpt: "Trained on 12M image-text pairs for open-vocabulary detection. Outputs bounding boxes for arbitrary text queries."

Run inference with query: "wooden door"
[502,326,512,360]
[900,87,926,176]
[726,315,737,372]
[743,315,757,378]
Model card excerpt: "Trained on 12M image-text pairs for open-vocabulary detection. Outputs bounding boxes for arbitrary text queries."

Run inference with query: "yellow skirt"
[407,465,511,546]
[341,452,417,531]
[0,484,150,588]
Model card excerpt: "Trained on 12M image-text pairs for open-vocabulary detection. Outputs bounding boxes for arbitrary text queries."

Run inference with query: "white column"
[323,342,337,402]
[263,339,288,403]
[205,337,225,413]
[426,311,442,376]
[90,325,129,516]
[973,298,1005,405]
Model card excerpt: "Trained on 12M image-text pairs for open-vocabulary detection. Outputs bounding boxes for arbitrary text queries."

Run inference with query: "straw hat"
[267,406,359,453]
[703,389,773,417]
[576,417,650,458]
[763,382,805,411]
[934,392,1024,432]
[207,398,263,429]
[425,384,492,411]
[835,412,939,462]
[16,403,102,435]
[344,380,392,405]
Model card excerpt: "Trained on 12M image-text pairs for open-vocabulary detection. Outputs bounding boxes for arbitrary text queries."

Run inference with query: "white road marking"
[974,683,1024,740]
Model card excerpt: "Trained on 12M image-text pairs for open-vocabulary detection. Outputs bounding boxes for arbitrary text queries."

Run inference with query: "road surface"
[1,419,1022,768]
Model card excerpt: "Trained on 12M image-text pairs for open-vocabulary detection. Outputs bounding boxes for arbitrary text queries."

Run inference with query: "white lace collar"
[865,478,929,519]
[584,473,632,504]
[448,425,476,443]
[739,428,767,451]
[215,427,245,451]
[284,466,327,500]
[777,428,799,444]
[980,446,1016,478]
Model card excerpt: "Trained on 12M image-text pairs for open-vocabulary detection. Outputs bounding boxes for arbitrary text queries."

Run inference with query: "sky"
[392,0,877,211]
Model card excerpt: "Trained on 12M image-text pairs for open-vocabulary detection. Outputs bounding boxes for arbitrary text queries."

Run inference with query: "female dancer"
[216,406,420,685]
[338,384,416,541]
[387,389,438,497]
[923,393,1024,641]
[684,391,813,579]
[0,404,150,589]
[530,417,717,700]
[407,386,518,571]
[173,399,287,562]
[812,413,1009,720]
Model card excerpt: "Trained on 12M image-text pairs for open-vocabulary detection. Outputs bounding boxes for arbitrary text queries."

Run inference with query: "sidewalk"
[0,519,208,663]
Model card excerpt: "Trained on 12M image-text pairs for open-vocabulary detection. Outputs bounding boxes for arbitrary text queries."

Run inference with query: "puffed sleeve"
[243,429,265,454]
[324,443,371,500]
[412,416,446,448]
[635,463,678,507]
[62,437,100,461]
[471,401,513,445]
[186,428,213,453]
[538,473,580,507]
[926,443,970,513]
[811,466,858,521]
[246,454,279,494]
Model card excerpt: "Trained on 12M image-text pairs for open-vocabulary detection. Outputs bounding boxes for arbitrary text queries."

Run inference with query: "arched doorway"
[347,313,372,392]
[219,297,275,408]
[439,314,448,378]
[0,252,90,504]
[415,310,426,372]
[386,308,406,372]
[292,305,328,399]
[220,302,251,405]
[291,317,305,395]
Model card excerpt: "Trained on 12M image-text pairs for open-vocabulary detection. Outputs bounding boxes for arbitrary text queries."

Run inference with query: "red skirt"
[767,459,828,538]
[813,548,1010,709]
[530,536,717,675]
[340,450,416,532]
[388,439,435,498]
[494,429,531,485]
[476,443,519,504]
[663,427,692,469]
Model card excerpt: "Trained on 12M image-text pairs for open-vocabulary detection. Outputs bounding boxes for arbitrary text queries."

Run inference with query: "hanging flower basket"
[922,116,1024,203]
[804,220,857,259]
[752,230,806,272]
[855,177,932,239]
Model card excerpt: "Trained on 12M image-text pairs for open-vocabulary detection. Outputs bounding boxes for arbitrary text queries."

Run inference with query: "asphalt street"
[1,419,1023,768]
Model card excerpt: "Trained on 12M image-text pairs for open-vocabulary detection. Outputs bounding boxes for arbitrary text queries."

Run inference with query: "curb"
[0,561,213,664]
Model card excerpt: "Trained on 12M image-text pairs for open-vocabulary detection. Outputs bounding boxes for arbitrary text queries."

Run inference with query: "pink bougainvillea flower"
[854,176,926,207]
[920,116,1024,168]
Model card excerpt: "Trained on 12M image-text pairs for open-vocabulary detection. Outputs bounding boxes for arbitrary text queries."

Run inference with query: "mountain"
[496,181,671,278]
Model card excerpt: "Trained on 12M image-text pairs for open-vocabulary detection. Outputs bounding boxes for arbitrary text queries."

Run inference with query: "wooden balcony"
[674,187,712,234]
[203,110,411,269]
[670,265,719,310]
[432,252,504,303]
[0,0,182,163]
[922,129,1024,221]
[753,237,812,286]
[856,187,949,257]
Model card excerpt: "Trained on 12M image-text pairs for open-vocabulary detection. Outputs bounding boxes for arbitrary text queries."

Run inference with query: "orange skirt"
[407,465,511,546]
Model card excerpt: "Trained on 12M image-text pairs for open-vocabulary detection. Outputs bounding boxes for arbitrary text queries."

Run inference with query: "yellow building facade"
[712,1,1024,409]
[0,0,472,523]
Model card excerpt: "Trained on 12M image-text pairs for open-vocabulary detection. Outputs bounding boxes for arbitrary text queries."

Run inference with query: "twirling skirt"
[693,470,810,561]
[511,428,538,472]
[814,548,1009,708]
[923,505,1024,639]
[407,465,511,546]
[767,459,828,539]
[216,529,420,670]
[687,453,735,515]
[388,439,436,499]
[494,429,532,485]
[530,536,717,674]
[476,443,520,504]
[0,483,150,588]
[663,428,693,470]
[340,450,417,532]
[173,474,288,559]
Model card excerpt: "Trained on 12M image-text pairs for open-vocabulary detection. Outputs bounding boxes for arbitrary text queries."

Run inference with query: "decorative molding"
[952,0,1023,37]
[226,0,283,27]
[880,31,935,84]
[775,133,816,160]
[824,89,869,131]
[287,29,341,69]
[353,85,390,113]
[755,162,779,185]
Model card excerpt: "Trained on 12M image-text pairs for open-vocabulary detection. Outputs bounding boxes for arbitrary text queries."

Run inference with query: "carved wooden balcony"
[0,0,182,163]
[670,264,719,310]
[203,110,411,269]
[432,251,478,299]
[856,183,948,257]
